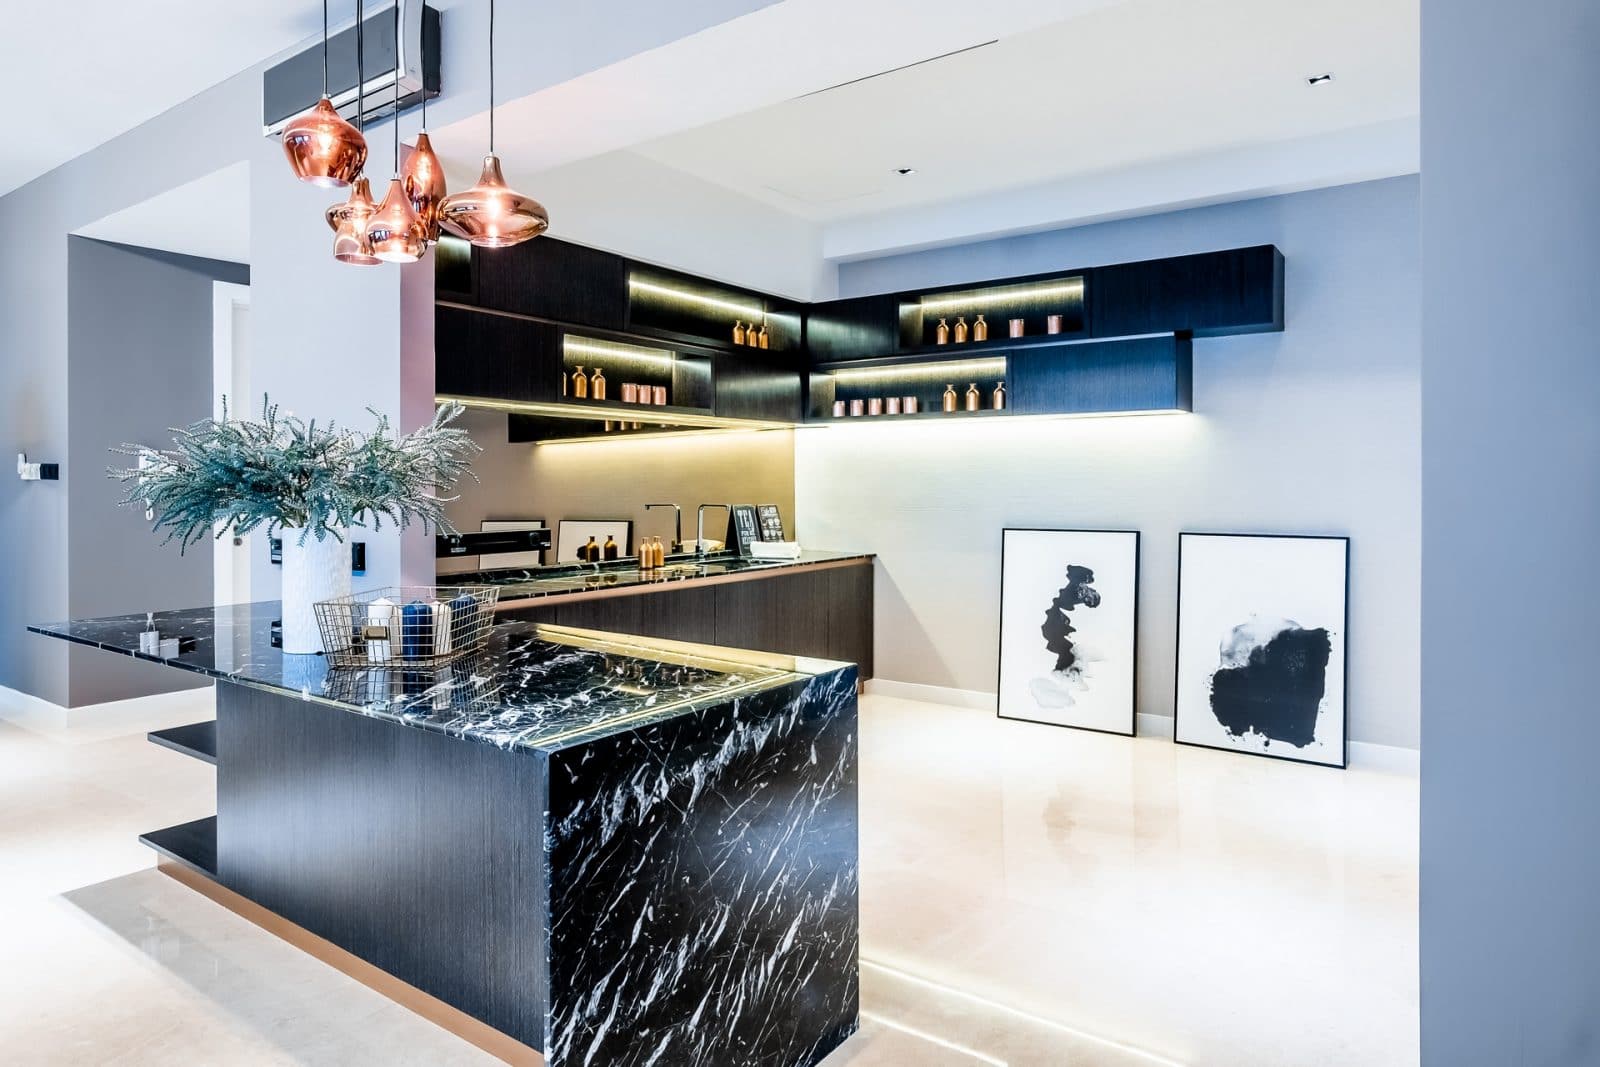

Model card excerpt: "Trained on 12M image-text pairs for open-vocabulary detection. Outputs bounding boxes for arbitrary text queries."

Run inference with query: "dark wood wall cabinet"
[436,236,1282,440]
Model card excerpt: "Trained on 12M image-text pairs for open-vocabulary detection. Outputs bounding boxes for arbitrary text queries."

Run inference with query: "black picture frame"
[1173,532,1351,769]
[556,519,634,563]
[996,527,1141,737]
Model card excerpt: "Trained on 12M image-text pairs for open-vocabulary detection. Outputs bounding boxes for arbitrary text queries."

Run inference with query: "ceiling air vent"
[262,0,441,136]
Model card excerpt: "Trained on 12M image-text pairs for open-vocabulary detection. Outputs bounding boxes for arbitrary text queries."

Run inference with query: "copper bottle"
[1047,314,1064,335]
[733,321,746,346]
[832,400,847,418]
[652,384,668,405]
[993,380,1007,410]
[849,398,866,417]
[973,314,988,342]
[936,318,950,345]
[942,385,958,413]
[868,397,884,416]
[621,382,639,404]
[591,367,606,400]
[758,324,770,349]
[886,396,902,415]
[1009,318,1025,338]
[904,395,920,414]
[965,383,980,411]
[572,366,589,399]
[954,316,969,343]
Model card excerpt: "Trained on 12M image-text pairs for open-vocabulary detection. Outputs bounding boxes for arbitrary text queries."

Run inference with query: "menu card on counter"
[730,505,761,555]
[757,505,786,542]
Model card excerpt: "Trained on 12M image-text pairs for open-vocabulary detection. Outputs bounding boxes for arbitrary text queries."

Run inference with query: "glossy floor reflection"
[0,687,1417,1066]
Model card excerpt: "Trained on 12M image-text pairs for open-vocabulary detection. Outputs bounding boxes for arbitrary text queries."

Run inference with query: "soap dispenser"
[942,384,959,412]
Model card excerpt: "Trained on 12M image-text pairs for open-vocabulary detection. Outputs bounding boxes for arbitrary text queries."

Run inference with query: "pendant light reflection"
[437,0,548,248]
[328,178,380,265]
[281,1,365,187]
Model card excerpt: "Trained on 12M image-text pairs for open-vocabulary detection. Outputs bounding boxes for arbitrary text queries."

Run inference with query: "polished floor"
[0,687,1418,1066]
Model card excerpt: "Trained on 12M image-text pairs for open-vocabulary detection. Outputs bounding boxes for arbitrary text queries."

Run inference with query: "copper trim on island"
[156,861,545,1066]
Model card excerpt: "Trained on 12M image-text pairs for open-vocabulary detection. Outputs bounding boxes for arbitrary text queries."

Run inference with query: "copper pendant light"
[401,51,447,242]
[364,9,424,264]
[326,0,377,265]
[330,178,380,265]
[438,0,549,248]
[282,0,366,187]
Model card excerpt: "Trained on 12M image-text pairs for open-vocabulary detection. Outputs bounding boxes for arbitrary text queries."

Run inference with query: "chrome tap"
[644,503,682,555]
[696,504,730,558]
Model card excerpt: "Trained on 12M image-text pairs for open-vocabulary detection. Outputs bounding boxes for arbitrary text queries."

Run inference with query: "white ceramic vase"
[279,528,350,654]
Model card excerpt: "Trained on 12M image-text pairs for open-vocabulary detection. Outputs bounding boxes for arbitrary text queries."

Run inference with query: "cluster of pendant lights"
[281,0,547,265]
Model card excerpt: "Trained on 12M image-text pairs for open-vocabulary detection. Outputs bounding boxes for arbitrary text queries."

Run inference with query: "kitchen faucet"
[644,503,682,555]
[696,504,730,558]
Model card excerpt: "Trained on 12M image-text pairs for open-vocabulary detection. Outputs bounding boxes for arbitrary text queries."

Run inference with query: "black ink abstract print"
[1175,534,1349,767]
[998,530,1139,735]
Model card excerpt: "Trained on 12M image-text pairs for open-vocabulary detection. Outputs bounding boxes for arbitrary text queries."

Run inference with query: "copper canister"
[868,397,884,416]
[903,396,920,414]
[1009,318,1025,338]
[849,399,865,417]
[651,385,668,405]
[1046,314,1064,334]
[832,400,847,418]
[886,396,902,415]
[621,382,639,404]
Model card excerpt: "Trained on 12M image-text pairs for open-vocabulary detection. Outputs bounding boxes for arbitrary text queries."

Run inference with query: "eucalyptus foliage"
[110,397,480,551]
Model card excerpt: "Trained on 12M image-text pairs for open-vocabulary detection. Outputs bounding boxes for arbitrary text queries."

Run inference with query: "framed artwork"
[1174,533,1349,768]
[479,519,546,569]
[996,528,1140,735]
[556,519,633,563]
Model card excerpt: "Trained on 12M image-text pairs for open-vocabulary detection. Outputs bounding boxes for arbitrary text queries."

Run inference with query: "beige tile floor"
[0,687,1418,1066]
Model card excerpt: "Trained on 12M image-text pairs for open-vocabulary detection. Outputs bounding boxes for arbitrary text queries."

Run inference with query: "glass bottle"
[603,535,619,561]
[733,321,746,346]
[571,366,588,399]
[942,384,958,412]
[936,318,950,345]
[591,367,606,401]
[757,324,770,349]
[973,314,988,342]
[582,536,599,562]
[992,380,1007,410]
[954,316,969,343]
[965,382,980,411]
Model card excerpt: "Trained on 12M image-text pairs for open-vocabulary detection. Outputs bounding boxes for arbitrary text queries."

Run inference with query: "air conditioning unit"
[262,0,441,136]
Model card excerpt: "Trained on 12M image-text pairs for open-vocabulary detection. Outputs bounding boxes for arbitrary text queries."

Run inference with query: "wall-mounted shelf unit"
[435,238,1280,438]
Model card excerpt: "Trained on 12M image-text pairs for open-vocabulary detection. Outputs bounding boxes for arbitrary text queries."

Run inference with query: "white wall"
[797,176,1420,749]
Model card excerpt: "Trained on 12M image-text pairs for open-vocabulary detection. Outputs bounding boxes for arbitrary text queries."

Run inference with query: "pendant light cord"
[488,0,496,153]
[354,0,364,131]
[419,0,427,132]
[321,0,330,96]
[393,5,401,173]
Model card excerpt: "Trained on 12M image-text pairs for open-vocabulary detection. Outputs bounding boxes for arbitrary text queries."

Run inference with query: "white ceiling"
[75,162,252,264]
[630,0,1419,225]
[0,1,336,197]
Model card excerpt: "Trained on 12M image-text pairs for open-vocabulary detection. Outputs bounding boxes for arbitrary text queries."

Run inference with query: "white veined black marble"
[546,667,861,1067]
[29,603,835,754]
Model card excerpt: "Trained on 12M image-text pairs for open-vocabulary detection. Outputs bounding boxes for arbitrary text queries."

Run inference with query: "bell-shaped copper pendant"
[438,155,549,248]
[282,97,367,188]
[402,132,448,242]
[328,178,380,265]
[365,178,426,263]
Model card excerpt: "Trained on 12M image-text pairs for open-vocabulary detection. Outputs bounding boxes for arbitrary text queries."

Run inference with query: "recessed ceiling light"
[1306,73,1334,87]
[895,167,916,176]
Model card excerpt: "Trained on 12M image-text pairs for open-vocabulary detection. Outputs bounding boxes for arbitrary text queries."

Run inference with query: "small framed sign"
[757,505,786,542]
[730,505,762,555]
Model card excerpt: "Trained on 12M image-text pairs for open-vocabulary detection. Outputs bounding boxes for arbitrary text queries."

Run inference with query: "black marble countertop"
[29,603,851,754]
[440,549,873,604]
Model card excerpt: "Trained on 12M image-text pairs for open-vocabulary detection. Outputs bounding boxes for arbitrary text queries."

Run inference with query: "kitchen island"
[31,605,859,1066]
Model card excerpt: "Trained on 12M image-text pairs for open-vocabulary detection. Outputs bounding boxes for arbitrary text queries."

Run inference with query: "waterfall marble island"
[31,605,860,1066]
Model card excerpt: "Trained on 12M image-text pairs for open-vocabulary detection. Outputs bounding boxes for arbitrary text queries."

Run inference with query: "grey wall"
[798,176,1420,749]
[66,239,245,705]
[1420,2,1600,1061]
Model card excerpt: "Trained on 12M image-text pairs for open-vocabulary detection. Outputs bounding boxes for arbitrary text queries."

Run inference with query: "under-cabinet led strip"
[627,278,765,320]
[917,278,1084,313]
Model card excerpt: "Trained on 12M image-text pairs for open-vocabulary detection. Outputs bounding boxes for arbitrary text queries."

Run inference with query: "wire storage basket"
[314,586,500,669]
